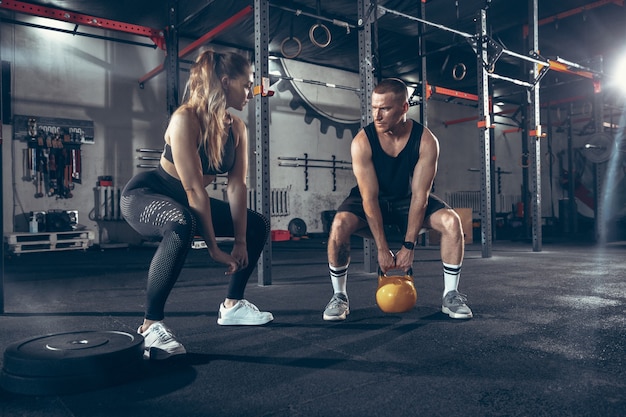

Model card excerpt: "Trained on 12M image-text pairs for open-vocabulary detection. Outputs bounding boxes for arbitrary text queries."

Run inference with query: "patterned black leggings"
[120,168,270,321]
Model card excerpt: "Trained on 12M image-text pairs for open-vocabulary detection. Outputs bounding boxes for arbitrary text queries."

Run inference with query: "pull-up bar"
[377,5,601,87]
[269,2,356,32]
[377,5,473,39]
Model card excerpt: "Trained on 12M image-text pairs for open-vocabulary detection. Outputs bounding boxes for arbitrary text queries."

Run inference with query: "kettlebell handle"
[378,266,413,277]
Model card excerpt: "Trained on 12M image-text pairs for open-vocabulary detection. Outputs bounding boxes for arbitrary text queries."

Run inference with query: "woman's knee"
[247,210,270,240]
[167,208,197,242]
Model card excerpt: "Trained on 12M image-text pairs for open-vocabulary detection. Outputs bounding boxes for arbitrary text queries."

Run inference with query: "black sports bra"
[163,125,236,175]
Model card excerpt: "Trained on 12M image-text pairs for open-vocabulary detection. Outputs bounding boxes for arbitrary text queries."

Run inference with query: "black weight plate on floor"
[1,356,144,396]
[288,217,307,237]
[2,330,144,378]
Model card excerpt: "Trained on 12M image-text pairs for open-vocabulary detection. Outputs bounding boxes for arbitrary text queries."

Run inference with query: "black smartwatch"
[402,241,415,250]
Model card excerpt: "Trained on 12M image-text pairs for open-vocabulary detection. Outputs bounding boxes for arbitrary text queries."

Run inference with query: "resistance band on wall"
[21,117,85,199]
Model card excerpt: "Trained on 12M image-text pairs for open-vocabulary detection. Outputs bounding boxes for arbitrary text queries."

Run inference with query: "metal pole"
[528,0,542,252]
[593,59,605,244]
[0,108,4,314]
[166,0,179,116]
[567,105,577,235]
[418,2,427,130]
[477,9,492,258]
[0,57,5,313]
[358,0,376,273]
[254,0,272,285]
[418,0,431,248]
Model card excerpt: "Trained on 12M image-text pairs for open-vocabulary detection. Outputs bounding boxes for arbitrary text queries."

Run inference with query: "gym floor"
[0,237,625,417]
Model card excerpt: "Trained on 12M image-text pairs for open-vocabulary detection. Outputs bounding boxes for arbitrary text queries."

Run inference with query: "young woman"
[121,50,272,360]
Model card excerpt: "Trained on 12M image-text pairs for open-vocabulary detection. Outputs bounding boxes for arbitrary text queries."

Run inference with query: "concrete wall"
[1,18,167,244]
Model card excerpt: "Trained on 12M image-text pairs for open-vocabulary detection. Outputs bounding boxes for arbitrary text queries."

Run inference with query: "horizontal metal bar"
[136,148,163,153]
[276,76,361,92]
[279,163,352,170]
[500,48,548,66]
[428,84,478,101]
[377,5,473,38]
[269,2,357,30]
[488,72,535,88]
[551,57,599,78]
[278,156,351,164]
[0,0,164,47]
[0,17,158,48]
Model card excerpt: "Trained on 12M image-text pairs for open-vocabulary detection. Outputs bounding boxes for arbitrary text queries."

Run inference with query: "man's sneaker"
[138,322,186,360]
[323,293,349,321]
[217,299,274,325]
[442,290,473,319]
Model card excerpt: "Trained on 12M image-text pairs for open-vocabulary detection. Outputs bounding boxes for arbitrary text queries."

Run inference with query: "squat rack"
[356,0,541,266]
[359,0,594,266]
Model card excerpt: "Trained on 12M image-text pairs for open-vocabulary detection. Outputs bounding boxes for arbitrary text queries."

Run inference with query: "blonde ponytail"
[177,50,251,170]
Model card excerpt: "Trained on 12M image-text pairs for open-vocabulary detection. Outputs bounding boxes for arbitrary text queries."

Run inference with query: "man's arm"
[351,131,395,273]
[394,127,440,271]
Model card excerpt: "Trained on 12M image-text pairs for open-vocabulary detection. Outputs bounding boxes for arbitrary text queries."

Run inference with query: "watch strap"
[402,241,415,250]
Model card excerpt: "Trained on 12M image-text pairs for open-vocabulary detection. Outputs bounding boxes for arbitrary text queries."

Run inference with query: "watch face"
[403,241,414,250]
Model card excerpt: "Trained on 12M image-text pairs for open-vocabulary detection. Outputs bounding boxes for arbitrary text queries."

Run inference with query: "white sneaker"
[217,299,274,326]
[138,322,186,360]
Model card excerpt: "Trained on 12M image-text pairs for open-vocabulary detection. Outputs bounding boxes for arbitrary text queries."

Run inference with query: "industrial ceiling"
[1,0,625,105]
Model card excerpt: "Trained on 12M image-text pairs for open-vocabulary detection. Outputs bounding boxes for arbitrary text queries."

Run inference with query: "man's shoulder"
[353,127,370,142]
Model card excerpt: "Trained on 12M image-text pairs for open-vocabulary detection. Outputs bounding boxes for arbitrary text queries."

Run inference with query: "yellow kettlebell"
[376,267,417,313]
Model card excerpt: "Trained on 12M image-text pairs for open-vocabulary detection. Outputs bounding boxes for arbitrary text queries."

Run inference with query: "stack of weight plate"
[1,330,145,395]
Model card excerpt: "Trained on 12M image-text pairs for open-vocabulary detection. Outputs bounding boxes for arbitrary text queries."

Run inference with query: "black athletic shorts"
[337,187,450,231]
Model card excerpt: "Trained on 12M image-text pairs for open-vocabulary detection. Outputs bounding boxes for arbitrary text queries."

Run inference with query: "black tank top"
[163,125,236,175]
[363,119,424,199]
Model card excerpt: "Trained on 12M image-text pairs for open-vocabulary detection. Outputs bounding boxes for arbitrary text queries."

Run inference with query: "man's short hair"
[373,78,409,103]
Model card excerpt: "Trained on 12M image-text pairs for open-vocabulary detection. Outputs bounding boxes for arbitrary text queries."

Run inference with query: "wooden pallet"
[5,230,95,254]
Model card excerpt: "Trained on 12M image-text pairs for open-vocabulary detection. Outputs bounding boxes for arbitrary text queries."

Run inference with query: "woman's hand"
[208,246,239,275]
[231,241,249,270]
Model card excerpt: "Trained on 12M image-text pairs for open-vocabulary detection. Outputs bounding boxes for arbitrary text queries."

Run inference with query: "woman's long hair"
[179,50,251,170]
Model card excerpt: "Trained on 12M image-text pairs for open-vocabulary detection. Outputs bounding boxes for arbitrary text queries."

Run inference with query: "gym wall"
[0,15,609,243]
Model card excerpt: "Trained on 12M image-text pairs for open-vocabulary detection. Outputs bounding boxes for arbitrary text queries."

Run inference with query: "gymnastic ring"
[280,36,302,59]
[452,63,466,81]
[309,23,331,48]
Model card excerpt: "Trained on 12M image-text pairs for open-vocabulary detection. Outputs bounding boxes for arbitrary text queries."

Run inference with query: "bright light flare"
[611,53,626,95]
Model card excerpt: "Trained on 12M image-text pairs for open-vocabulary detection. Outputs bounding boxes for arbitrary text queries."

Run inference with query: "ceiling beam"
[523,0,624,37]
[138,5,253,86]
[0,0,166,48]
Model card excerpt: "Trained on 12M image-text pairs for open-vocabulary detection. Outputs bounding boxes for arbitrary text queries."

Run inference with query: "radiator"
[445,191,520,214]
[446,191,482,213]
[232,188,290,217]
[94,186,122,220]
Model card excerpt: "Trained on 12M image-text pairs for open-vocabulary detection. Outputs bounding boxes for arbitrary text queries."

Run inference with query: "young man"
[324,78,472,321]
